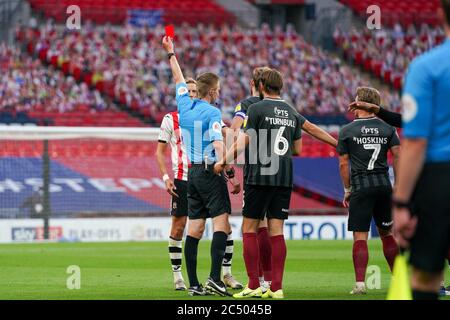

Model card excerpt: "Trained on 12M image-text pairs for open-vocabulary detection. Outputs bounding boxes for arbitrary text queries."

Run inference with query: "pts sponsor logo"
[361,126,379,136]
[274,107,288,118]
[11,226,62,241]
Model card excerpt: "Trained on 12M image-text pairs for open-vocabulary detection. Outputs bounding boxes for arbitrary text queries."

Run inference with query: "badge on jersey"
[212,122,222,133]
[401,93,418,123]
[177,86,188,96]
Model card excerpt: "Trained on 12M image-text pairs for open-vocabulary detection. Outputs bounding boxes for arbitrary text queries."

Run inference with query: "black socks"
[184,235,200,287]
[210,231,228,282]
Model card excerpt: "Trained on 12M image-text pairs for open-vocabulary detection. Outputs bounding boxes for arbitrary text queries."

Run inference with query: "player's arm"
[336,129,351,208]
[162,36,185,84]
[389,128,401,185]
[156,116,178,197]
[349,101,402,128]
[224,132,249,165]
[230,116,244,131]
[390,146,400,185]
[378,108,402,128]
[210,111,240,194]
[393,59,432,248]
[155,142,178,198]
[216,104,258,171]
[293,138,302,155]
[230,102,246,131]
[301,120,338,147]
[339,154,351,208]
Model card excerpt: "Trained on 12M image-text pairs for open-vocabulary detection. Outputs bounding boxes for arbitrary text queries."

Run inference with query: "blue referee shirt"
[402,39,450,162]
[175,82,223,163]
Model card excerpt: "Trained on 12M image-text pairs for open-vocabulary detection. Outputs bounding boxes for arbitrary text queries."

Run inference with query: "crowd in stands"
[0,42,116,122]
[334,23,446,91]
[20,20,402,123]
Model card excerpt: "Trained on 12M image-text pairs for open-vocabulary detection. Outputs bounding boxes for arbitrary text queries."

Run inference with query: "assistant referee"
[393,0,450,300]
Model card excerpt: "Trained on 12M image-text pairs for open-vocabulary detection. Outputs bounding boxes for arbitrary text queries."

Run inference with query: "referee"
[162,36,238,297]
[393,0,450,300]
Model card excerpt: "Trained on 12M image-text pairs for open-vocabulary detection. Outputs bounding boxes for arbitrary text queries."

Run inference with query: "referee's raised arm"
[162,36,185,84]
[162,36,192,116]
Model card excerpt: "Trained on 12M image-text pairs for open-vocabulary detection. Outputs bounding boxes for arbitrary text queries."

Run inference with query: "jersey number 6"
[274,126,289,156]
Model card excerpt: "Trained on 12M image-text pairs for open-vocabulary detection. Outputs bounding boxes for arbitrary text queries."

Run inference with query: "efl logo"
[366,5,381,30]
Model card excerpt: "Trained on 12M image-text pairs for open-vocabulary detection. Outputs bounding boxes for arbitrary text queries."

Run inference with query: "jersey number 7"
[363,144,381,170]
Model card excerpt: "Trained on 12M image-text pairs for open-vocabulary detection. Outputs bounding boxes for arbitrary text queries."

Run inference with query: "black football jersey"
[337,117,400,191]
[244,98,305,187]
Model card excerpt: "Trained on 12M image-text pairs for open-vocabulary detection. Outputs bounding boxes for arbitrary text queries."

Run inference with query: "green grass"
[0,240,448,300]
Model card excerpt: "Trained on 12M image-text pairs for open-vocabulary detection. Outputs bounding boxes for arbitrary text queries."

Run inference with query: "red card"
[165,25,175,39]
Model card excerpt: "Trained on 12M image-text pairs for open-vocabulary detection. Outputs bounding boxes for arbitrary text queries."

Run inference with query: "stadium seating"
[28,0,235,26]
[0,42,146,127]
[21,22,401,123]
[334,24,445,91]
[339,0,443,27]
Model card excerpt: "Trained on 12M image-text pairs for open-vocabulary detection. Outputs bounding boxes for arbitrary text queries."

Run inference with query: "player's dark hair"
[196,72,219,98]
[260,68,283,95]
[186,77,197,85]
[356,87,381,106]
[442,0,450,25]
[252,67,271,91]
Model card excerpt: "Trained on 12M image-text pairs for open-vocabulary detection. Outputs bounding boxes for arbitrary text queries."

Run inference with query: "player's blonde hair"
[186,77,197,85]
[356,87,381,106]
[252,66,271,89]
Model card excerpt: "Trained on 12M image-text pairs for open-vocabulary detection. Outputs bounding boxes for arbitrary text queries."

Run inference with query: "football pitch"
[0,240,448,300]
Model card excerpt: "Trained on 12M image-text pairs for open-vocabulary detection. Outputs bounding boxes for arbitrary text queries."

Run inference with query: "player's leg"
[233,185,268,299]
[233,216,262,299]
[169,216,188,290]
[265,218,286,299]
[348,188,374,295]
[374,186,399,272]
[261,186,291,299]
[168,179,188,290]
[376,227,398,272]
[222,219,243,289]
[257,218,272,289]
[351,231,369,294]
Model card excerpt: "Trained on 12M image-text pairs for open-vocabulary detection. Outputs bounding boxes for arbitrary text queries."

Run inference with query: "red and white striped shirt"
[158,112,189,181]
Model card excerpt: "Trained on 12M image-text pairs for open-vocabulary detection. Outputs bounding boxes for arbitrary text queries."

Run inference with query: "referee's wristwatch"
[167,52,176,60]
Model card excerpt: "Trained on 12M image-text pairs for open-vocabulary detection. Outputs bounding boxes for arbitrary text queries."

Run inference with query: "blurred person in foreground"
[392,0,450,300]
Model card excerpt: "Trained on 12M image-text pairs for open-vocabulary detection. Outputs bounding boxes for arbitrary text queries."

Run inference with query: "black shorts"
[170,179,188,217]
[409,162,450,273]
[348,185,393,232]
[242,184,292,220]
[187,164,231,220]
